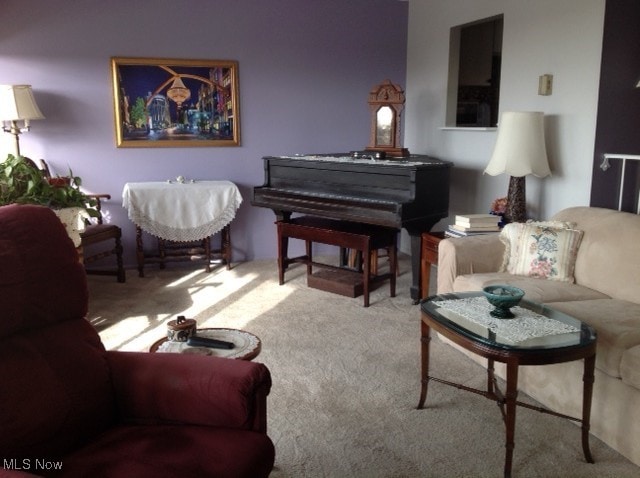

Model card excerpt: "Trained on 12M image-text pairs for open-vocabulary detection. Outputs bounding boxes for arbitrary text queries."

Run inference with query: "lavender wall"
[1,0,408,265]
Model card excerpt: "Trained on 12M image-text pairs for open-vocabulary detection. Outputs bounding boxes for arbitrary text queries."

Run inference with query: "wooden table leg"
[204,236,211,272]
[503,360,519,478]
[582,353,596,463]
[417,318,431,409]
[135,226,145,278]
[419,232,445,301]
[420,254,429,300]
[158,238,166,269]
[219,224,231,270]
[487,358,496,395]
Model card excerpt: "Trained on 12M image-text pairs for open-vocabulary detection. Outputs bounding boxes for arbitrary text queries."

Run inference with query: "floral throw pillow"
[499,222,584,282]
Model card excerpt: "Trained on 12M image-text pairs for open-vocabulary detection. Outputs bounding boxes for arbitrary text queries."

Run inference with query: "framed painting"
[110,57,240,148]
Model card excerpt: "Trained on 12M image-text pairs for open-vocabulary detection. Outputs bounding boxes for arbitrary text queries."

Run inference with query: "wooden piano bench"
[276,216,398,307]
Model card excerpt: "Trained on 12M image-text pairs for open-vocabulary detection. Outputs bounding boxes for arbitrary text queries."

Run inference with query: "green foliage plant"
[0,154,98,218]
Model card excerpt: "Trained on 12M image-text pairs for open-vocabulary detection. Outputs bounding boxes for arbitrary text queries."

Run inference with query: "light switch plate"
[538,74,553,95]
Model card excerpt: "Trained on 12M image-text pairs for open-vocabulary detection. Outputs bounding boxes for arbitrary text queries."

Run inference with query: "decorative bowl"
[482,285,525,319]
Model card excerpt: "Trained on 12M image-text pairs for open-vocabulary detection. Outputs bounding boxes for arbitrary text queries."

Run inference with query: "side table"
[420,231,445,300]
[150,328,261,361]
[122,180,242,276]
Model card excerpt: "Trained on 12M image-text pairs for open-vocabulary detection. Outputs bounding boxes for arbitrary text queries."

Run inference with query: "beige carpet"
[87,255,639,477]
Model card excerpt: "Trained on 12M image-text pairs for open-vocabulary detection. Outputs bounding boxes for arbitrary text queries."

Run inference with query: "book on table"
[446,213,502,238]
[454,213,501,226]
[445,226,500,238]
[449,223,501,233]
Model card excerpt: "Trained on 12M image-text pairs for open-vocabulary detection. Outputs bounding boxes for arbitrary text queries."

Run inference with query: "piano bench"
[276,216,398,307]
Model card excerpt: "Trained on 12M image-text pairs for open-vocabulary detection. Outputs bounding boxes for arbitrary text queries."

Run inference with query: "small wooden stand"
[420,231,446,300]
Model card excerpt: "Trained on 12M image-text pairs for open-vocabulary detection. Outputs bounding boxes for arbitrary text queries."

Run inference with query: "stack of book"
[445,213,501,238]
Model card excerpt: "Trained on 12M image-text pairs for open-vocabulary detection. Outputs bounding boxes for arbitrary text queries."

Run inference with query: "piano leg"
[409,233,423,304]
[305,240,313,276]
[277,232,289,285]
[276,211,292,285]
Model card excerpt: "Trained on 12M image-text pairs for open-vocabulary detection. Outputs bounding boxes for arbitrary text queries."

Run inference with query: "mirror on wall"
[446,15,503,128]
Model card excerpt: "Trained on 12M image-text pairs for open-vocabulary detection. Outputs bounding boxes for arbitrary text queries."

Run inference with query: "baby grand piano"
[251,153,452,302]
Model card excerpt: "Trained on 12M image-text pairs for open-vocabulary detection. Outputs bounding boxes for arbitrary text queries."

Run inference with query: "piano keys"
[251,153,452,302]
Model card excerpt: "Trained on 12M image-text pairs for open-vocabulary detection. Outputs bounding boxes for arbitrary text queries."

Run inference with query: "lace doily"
[433,297,579,344]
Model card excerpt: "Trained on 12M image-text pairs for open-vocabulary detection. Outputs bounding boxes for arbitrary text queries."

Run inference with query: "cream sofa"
[436,206,640,467]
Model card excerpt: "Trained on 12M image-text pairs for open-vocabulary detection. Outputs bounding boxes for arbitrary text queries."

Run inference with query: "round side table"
[150,327,261,361]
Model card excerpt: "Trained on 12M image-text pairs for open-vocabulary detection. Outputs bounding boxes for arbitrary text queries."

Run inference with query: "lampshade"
[0,84,45,121]
[484,111,550,178]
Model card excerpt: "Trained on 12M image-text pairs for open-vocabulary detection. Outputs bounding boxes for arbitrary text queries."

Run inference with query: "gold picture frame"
[111,57,240,148]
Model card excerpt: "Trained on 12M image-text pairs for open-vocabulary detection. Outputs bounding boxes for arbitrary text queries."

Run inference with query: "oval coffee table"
[419,292,597,478]
[150,327,261,361]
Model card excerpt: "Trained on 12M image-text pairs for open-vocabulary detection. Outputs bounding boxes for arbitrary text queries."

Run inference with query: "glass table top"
[422,292,596,351]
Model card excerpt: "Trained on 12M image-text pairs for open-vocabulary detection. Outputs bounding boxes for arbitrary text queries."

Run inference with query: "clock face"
[376,106,394,146]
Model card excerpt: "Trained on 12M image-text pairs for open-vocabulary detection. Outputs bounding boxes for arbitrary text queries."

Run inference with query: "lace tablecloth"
[122,180,242,242]
[433,297,579,344]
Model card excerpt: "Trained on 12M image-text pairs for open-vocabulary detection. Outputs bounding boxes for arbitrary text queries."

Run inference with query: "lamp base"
[505,176,526,223]
[3,120,23,157]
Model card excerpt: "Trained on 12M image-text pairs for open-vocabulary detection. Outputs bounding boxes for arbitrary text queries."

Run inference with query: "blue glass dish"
[483,285,525,318]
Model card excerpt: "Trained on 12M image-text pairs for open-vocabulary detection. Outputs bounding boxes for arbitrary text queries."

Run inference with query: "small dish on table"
[483,285,525,318]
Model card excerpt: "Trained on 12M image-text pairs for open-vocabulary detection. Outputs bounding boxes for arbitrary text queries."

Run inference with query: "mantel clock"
[366,79,409,157]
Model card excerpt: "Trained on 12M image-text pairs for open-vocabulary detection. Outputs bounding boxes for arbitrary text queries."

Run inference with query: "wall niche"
[446,15,503,128]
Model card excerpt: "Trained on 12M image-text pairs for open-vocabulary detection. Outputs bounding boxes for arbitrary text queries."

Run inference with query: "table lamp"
[484,111,550,223]
[0,84,45,157]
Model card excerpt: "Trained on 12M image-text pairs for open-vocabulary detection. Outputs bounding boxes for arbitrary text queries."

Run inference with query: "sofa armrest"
[437,234,505,294]
[107,351,271,433]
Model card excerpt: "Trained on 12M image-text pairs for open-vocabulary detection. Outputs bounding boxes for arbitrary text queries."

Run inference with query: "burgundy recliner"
[0,204,275,477]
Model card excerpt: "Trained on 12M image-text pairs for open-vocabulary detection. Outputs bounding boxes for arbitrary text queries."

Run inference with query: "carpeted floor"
[87,255,640,477]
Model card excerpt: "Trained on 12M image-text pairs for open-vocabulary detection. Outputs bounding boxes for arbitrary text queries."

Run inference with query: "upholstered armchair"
[0,204,275,477]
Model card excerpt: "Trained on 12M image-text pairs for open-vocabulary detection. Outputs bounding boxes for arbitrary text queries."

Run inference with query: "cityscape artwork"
[111,57,240,147]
